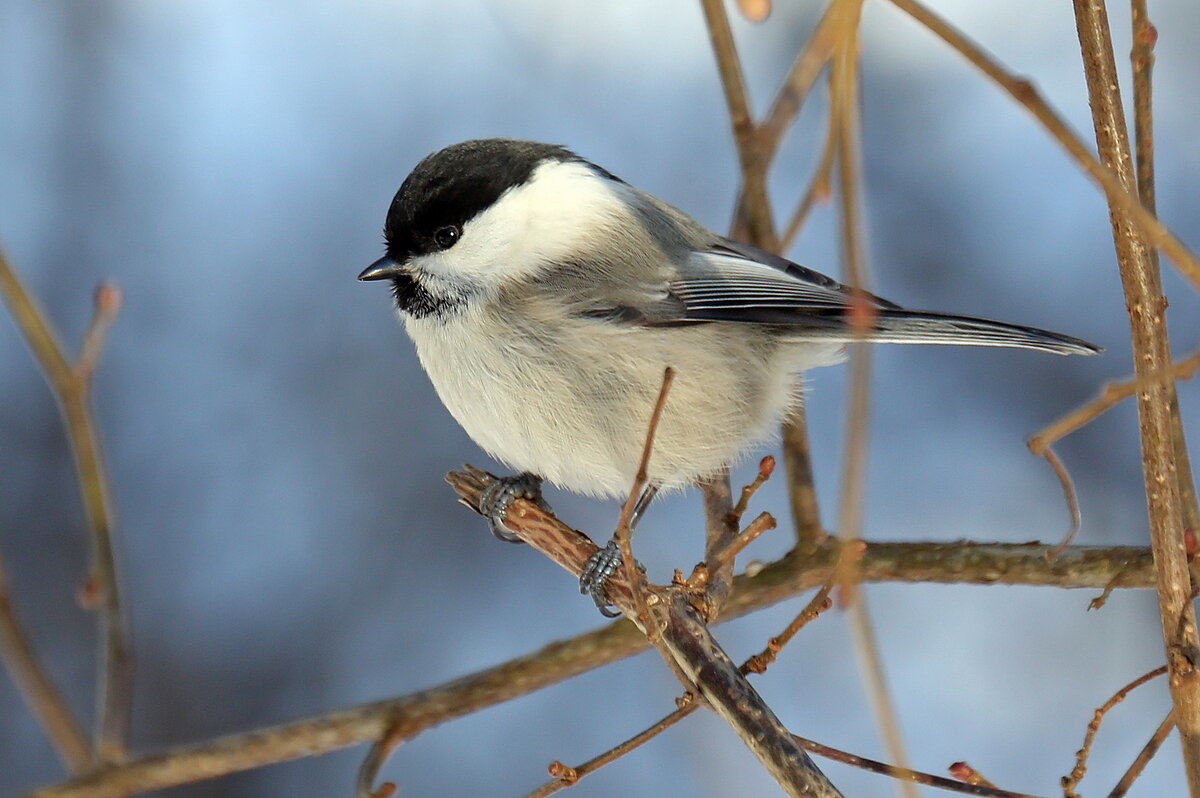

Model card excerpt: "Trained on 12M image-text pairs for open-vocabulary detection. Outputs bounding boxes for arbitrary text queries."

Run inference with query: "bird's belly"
[404,311,837,498]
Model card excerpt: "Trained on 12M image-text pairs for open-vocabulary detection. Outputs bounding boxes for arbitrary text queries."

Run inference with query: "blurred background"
[2,1,1198,795]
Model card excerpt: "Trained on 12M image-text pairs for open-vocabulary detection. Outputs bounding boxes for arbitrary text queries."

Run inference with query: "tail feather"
[870,310,1101,356]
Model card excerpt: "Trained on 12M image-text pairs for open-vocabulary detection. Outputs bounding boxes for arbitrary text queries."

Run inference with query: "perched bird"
[359,138,1099,612]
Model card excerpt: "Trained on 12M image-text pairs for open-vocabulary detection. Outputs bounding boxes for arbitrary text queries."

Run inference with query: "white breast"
[404,304,843,498]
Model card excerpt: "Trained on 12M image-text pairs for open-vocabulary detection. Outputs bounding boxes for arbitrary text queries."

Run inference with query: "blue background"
[2,1,1198,795]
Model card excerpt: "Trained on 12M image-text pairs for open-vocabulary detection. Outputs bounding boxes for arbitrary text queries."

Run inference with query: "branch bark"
[1071,1,1200,792]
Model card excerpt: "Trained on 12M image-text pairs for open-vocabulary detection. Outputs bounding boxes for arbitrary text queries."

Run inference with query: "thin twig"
[0,251,132,762]
[699,0,777,250]
[1106,709,1175,798]
[730,0,844,240]
[1128,0,1200,537]
[699,471,740,619]
[524,698,699,798]
[796,735,1049,798]
[354,715,410,798]
[526,582,838,797]
[1029,348,1200,455]
[1062,664,1168,798]
[826,9,919,796]
[744,580,834,674]
[828,0,871,606]
[1037,446,1083,558]
[1028,349,1200,558]
[1070,2,1200,790]
[0,549,93,772]
[706,512,776,577]
[613,367,675,634]
[948,762,998,789]
[732,455,776,521]
[886,0,1200,294]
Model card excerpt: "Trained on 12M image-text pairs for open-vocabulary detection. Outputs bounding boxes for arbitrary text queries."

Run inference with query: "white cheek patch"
[425,160,629,286]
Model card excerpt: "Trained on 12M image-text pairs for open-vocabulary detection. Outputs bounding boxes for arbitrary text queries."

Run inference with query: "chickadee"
[360,138,1099,612]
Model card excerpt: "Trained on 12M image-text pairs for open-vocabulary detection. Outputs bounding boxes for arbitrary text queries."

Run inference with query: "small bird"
[359,138,1099,612]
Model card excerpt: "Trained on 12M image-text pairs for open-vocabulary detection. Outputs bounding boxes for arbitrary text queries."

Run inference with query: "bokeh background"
[2,1,1199,795]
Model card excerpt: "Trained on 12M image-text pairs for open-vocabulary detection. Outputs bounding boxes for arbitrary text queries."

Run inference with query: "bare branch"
[699,0,778,250]
[887,0,1200,294]
[0,550,93,772]
[1106,710,1175,798]
[1029,348,1200,455]
[1062,664,1168,798]
[797,736,1049,798]
[354,714,409,798]
[451,469,844,797]
[1037,446,1083,557]
[0,251,132,761]
[1070,1,1200,789]
[613,367,675,634]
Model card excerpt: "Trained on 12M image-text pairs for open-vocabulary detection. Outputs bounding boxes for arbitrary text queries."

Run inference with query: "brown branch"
[354,714,409,798]
[798,736,1049,798]
[612,367,675,633]
[1071,2,1200,791]
[825,10,919,795]
[1062,664,1168,798]
[698,471,740,619]
[527,580,836,797]
[1106,710,1175,798]
[782,407,826,548]
[0,550,93,773]
[707,512,776,577]
[887,0,1200,294]
[20,538,1157,798]
[699,0,777,251]
[451,468,844,797]
[1128,1,1200,537]
[0,252,132,762]
[1038,446,1083,557]
[1028,348,1200,455]
[525,698,699,798]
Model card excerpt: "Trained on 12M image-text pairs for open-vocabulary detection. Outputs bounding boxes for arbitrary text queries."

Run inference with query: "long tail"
[866,310,1101,356]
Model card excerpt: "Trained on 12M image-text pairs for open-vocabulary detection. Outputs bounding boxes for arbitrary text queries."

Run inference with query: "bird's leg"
[478,472,552,543]
[580,483,660,616]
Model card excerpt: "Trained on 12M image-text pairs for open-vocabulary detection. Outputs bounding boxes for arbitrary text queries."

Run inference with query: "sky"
[1,1,1199,796]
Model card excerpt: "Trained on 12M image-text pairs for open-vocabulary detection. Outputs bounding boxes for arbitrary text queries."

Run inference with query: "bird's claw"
[580,540,627,617]
[478,472,550,543]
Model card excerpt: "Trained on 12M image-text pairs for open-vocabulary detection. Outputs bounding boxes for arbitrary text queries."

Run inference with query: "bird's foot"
[478,472,550,543]
[579,539,631,617]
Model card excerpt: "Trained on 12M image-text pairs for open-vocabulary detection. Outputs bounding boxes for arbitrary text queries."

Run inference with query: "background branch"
[1071,1,1200,791]
[0,550,92,773]
[0,252,131,762]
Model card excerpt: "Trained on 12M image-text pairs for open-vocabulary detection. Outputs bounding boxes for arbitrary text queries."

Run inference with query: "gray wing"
[667,238,900,325]
[631,239,1098,356]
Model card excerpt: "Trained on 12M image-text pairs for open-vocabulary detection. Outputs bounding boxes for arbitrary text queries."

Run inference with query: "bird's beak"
[358,256,406,281]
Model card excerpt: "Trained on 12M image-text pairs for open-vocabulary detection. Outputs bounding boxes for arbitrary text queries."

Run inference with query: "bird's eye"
[433,225,461,250]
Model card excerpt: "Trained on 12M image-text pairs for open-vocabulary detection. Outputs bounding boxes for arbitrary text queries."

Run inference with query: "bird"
[358,138,1099,613]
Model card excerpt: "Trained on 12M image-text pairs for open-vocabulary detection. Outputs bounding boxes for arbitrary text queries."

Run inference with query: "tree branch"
[1070,2,1200,792]
[0,253,131,762]
[0,550,92,773]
